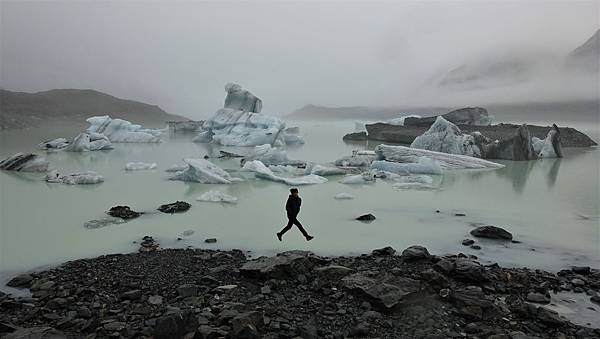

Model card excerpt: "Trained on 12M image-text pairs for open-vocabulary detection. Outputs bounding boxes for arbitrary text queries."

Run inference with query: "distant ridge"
[0,89,188,130]
[288,104,451,120]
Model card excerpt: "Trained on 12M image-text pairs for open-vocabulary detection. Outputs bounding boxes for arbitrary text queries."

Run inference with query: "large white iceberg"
[0,153,49,172]
[370,158,442,175]
[375,144,504,170]
[86,115,163,143]
[532,126,562,158]
[242,160,327,185]
[196,83,299,147]
[125,162,157,171]
[46,170,104,185]
[411,117,481,157]
[196,190,238,204]
[65,133,113,152]
[169,158,241,184]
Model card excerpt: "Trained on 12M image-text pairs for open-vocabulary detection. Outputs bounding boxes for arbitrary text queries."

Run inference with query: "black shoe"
[277,232,282,241]
[306,235,314,241]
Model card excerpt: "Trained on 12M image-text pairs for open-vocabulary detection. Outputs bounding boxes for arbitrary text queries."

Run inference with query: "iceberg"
[86,115,162,143]
[65,133,113,152]
[283,133,305,145]
[334,151,376,168]
[370,158,442,175]
[340,172,376,184]
[46,170,104,185]
[165,164,188,172]
[532,124,563,158]
[243,144,291,166]
[125,162,157,171]
[392,175,434,185]
[375,144,504,170]
[334,193,354,200]
[169,158,241,184]
[0,153,49,172]
[387,114,422,126]
[411,117,481,157]
[196,190,238,204]
[305,163,346,176]
[39,138,69,150]
[242,160,327,185]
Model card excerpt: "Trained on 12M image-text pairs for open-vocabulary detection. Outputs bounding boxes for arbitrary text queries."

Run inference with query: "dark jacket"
[286,195,301,218]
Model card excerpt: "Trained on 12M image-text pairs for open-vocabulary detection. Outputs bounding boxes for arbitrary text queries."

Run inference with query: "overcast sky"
[1,0,598,118]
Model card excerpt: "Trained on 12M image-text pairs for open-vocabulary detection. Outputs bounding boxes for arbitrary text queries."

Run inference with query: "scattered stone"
[356,213,376,222]
[154,311,198,339]
[240,251,326,279]
[120,289,142,300]
[204,238,217,244]
[470,226,513,240]
[3,327,66,339]
[342,272,421,310]
[176,284,199,297]
[314,265,354,281]
[157,201,191,214]
[6,274,33,288]
[526,292,551,304]
[462,239,475,246]
[401,245,431,261]
[108,205,141,219]
[148,295,163,305]
[571,278,586,287]
[572,266,591,275]
[371,246,396,256]
[139,236,159,252]
[454,213,466,217]
[470,245,482,250]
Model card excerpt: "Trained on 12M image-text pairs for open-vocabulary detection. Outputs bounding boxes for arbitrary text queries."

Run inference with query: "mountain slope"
[0,89,188,130]
[566,29,600,73]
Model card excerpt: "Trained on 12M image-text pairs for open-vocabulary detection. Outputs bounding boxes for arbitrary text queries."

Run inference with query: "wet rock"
[571,266,591,275]
[103,321,127,332]
[591,295,600,305]
[434,259,455,275]
[108,205,141,219]
[158,201,191,214]
[454,258,488,282]
[231,311,264,338]
[371,246,396,256]
[46,298,67,310]
[240,251,326,279]
[462,239,475,246]
[470,226,513,240]
[401,245,431,261]
[154,310,198,339]
[526,292,550,304]
[6,274,33,288]
[421,268,449,289]
[194,325,228,339]
[3,326,66,339]
[356,213,376,222]
[204,238,217,244]
[451,286,493,320]
[571,278,586,287]
[454,213,466,217]
[342,272,421,310]
[470,245,482,250]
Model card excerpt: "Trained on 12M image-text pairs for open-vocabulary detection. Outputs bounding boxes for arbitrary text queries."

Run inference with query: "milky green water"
[0,120,599,283]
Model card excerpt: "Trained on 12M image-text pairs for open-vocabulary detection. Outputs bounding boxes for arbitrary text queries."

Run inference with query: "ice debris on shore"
[46,170,104,184]
[194,83,302,146]
[242,160,327,185]
[65,133,113,152]
[169,158,241,184]
[85,115,163,143]
[0,153,49,172]
[125,162,157,171]
[196,190,238,204]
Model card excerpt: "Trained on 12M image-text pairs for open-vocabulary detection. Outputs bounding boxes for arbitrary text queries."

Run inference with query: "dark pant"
[279,215,309,238]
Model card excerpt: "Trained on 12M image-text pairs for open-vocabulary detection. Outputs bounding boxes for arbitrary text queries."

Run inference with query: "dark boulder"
[158,201,191,214]
[372,246,396,256]
[401,246,431,261]
[342,272,422,310]
[240,251,326,279]
[154,310,198,339]
[356,214,376,222]
[470,226,513,240]
[6,274,33,288]
[108,206,141,219]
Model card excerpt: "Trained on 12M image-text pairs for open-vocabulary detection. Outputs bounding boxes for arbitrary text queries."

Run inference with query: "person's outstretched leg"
[293,218,313,241]
[277,218,293,241]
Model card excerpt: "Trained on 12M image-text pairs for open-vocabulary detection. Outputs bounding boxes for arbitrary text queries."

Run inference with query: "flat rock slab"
[240,251,327,279]
[342,272,422,310]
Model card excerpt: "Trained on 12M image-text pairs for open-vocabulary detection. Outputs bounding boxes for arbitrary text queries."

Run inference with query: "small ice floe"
[169,158,241,184]
[243,144,293,166]
[334,193,354,200]
[125,162,157,171]
[0,153,49,172]
[39,138,70,150]
[340,172,376,184]
[65,133,113,152]
[85,115,163,143]
[196,190,238,204]
[370,158,442,175]
[305,163,346,176]
[392,182,438,191]
[46,170,104,185]
[84,217,126,229]
[242,160,327,185]
[165,164,188,172]
[335,151,377,168]
[532,124,563,158]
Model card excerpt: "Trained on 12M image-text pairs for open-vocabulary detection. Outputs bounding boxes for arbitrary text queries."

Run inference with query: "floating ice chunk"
[392,175,434,185]
[242,160,327,185]
[269,165,305,175]
[169,158,241,184]
[285,126,300,134]
[533,125,562,158]
[244,144,290,166]
[387,114,422,126]
[0,153,49,172]
[283,133,305,145]
[375,144,504,170]
[371,158,442,175]
[65,133,113,152]
[192,130,213,143]
[125,162,157,171]
[335,152,376,167]
[224,82,263,112]
[39,138,69,150]
[46,170,104,184]
[165,164,188,172]
[411,117,481,157]
[196,190,238,204]
[205,108,286,146]
[86,115,162,143]
[305,164,346,176]
[334,193,354,200]
[340,172,376,184]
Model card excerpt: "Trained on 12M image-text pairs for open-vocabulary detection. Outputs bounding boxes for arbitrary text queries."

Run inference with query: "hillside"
[566,29,600,73]
[288,104,452,121]
[0,89,188,130]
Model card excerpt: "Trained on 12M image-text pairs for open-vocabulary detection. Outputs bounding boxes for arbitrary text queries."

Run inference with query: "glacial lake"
[0,119,599,285]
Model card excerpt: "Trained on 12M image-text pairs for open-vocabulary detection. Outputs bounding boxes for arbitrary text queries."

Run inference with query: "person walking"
[277,188,314,241]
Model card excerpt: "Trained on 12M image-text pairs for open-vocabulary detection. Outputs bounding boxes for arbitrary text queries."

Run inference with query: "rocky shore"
[1,245,599,339]
[360,123,597,147]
